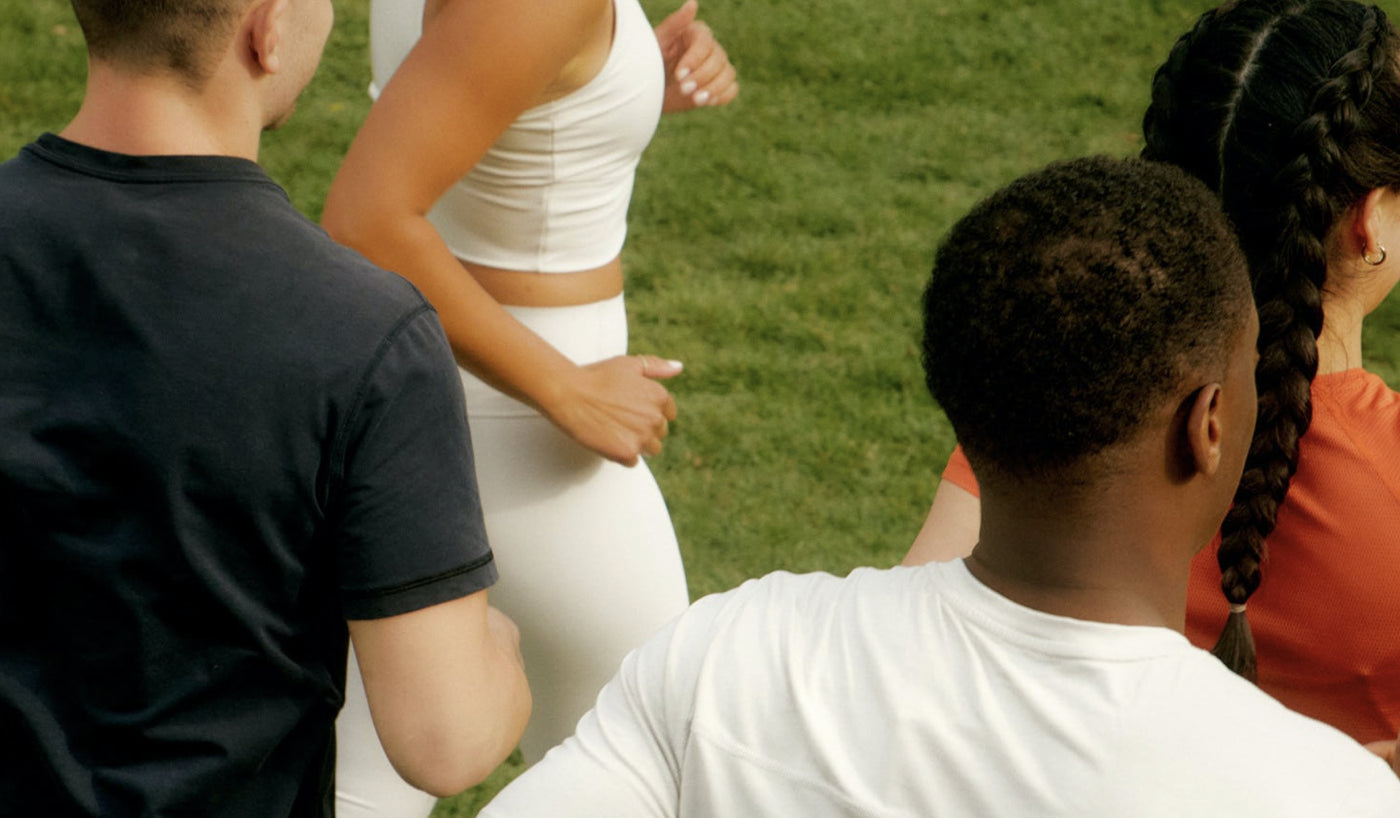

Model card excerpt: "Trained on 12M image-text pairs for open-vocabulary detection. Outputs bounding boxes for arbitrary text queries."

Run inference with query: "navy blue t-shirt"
[0,134,495,817]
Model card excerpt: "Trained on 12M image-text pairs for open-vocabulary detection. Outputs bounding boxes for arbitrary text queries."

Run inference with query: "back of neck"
[61,61,259,161]
[968,481,1191,630]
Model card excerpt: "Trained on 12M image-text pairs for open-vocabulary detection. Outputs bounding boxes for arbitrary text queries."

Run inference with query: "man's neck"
[967,481,1196,631]
[60,61,262,161]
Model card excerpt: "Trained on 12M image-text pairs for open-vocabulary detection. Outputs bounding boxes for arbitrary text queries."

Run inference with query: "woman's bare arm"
[902,480,981,566]
[324,0,678,466]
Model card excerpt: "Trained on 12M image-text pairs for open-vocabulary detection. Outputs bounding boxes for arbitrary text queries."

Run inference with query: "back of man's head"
[69,0,249,85]
[923,156,1253,484]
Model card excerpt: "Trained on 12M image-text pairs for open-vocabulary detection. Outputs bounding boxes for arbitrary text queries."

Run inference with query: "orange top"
[940,368,1400,743]
[941,443,977,498]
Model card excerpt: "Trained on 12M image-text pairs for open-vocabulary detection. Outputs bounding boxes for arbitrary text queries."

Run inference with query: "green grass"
[7,0,1400,814]
[626,0,1224,593]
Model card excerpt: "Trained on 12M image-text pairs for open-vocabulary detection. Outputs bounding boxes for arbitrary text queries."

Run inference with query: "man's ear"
[246,0,291,74]
[1185,382,1224,477]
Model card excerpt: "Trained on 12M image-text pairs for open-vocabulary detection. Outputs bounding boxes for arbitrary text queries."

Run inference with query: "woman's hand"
[544,355,683,466]
[655,0,739,113]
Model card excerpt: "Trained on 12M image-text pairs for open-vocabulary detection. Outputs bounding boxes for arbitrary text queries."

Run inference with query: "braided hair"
[1142,0,1400,680]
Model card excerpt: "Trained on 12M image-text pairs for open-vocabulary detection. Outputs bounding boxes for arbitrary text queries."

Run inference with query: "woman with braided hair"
[1140,0,1400,741]
[905,0,1400,747]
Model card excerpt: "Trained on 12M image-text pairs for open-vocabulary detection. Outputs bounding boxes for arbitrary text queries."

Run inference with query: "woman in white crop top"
[322,0,737,815]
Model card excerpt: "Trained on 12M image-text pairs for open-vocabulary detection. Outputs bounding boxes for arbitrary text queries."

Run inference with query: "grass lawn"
[7,0,1400,814]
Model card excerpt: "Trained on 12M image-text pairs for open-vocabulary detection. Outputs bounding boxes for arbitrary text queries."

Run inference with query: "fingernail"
[694,89,710,105]
[667,359,684,370]
[676,66,691,81]
[680,80,697,95]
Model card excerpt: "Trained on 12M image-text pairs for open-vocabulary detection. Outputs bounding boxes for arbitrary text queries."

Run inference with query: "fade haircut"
[1143,0,1400,679]
[69,0,249,85]
[923,156,1252,483]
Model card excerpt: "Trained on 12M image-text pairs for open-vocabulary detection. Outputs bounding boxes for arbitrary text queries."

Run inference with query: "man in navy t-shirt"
[0,0,530,815]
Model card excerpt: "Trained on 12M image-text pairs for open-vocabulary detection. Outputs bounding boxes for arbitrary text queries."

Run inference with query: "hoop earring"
[1365,246,1388,265]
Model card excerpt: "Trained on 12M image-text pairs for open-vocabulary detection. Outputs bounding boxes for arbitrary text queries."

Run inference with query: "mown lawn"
[7,0,1400,813]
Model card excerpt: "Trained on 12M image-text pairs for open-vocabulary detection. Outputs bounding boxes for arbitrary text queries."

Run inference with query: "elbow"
[321,191,425,279]
[321,178,403,261]
[399,727,532,797]
[392,674,532,796]
[397,753,495,798]
[320,191,371,252]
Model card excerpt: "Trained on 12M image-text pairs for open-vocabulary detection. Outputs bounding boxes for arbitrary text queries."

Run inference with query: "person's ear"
[1185,382,1224,477]
[1349,187,1390,263]
[246,0,291,74]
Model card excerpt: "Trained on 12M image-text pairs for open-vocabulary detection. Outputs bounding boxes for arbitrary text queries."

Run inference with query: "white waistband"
[459,294,629,418]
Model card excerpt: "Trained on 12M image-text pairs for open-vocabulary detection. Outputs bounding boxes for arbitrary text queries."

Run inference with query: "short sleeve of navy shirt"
[334,305,495,619]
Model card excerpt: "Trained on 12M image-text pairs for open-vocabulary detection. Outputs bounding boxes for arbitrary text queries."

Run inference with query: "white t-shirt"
[482,561,1400,817]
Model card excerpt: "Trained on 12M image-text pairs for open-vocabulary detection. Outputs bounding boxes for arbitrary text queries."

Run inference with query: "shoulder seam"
[328,302,439,493]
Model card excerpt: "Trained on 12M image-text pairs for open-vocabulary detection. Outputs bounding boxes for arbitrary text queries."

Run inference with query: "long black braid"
[1142,0,1400,680]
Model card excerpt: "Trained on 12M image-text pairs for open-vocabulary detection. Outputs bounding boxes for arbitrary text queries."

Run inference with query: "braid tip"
[1211,606,1259,683]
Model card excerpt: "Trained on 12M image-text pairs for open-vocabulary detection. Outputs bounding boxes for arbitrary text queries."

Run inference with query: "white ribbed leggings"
[334,295,690,817]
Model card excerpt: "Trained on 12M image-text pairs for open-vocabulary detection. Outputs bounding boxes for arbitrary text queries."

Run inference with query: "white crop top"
[370,0,664,272]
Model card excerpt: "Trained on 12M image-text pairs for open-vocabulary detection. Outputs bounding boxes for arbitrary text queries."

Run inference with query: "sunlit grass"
[9,0,1400,814]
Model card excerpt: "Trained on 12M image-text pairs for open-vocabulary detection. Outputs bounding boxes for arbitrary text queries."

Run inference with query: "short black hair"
[68,0,248,85]
[922,155,1252,481]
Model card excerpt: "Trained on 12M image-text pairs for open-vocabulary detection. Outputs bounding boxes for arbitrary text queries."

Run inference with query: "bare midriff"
[462,256,624,307]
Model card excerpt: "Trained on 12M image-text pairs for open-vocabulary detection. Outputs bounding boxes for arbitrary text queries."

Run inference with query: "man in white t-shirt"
[478,156,1400,817]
